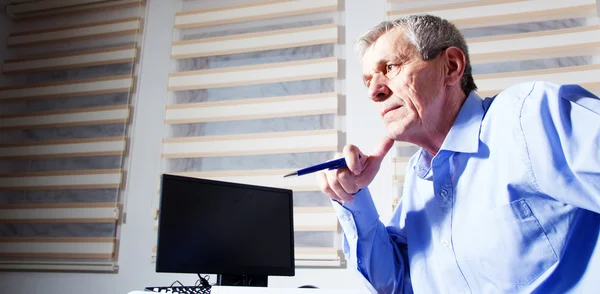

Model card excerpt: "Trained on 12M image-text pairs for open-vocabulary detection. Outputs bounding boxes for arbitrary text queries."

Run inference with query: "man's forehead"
[373,28,405,49]
[362,28,410,66]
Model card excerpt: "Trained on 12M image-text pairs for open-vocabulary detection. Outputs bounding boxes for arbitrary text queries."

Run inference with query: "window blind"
[153,0,346,268]
[6,0,142,20]
[386,0,600,208]
[0,0,145,272]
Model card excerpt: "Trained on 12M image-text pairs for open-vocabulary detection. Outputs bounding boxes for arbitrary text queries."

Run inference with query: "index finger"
[342,144,364,176]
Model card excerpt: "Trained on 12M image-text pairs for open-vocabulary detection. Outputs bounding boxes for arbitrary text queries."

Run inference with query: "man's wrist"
[330,189,363,205]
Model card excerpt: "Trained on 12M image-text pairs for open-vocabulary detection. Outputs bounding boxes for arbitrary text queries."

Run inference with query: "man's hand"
[317,136,395,203]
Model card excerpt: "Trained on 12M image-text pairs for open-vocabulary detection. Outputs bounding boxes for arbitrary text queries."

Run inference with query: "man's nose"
[368,75,391,101]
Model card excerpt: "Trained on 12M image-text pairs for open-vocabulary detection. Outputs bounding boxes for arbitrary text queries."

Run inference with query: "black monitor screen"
[155,174,295,277]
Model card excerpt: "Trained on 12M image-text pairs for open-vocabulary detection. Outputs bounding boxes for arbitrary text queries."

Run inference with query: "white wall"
[0,0,391,293]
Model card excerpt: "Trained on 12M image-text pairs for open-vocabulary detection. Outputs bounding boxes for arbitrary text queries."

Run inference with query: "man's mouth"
[381,105,400,118]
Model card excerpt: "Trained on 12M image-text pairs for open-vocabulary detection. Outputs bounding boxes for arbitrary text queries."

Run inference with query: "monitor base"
[217,274,268,287]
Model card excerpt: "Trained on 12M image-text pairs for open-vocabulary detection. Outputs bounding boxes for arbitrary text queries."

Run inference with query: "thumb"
[353,136,395,188]
[369,136,395,164]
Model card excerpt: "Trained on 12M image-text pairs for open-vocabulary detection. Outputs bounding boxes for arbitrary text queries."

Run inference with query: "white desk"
[129,286,367,294]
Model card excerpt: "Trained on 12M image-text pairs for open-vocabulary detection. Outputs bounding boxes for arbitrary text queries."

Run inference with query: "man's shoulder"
[476,81,535,120]
[482,80,574,115]
[476,81,559,139]
[486,81,552,103]
[488,80,599,115]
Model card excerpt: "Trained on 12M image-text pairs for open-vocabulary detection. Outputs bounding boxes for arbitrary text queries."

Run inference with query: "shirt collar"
[438,90,484,154]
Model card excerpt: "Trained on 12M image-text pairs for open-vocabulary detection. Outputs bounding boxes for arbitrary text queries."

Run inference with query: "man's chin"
[386,121,414,141]
[387,128,405,142]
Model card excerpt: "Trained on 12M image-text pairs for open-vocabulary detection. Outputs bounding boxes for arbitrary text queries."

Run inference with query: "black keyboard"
[144,286,211,294]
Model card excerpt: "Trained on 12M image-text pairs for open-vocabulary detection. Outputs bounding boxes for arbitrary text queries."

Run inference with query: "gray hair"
[356,14,477,95]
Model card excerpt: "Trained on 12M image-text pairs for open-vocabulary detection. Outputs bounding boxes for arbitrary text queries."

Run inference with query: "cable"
[170,280,184,287]
[196,273,211,287]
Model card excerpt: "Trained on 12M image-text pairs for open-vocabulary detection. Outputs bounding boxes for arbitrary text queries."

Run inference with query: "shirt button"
[353,211,361,217]
[443,240,450,248]
[440,189,448,197]
[357,259,362,264]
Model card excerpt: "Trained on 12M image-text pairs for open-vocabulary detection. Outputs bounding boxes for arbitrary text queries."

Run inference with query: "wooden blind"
[386,0,600,208]
[0,0,145,272]
[153,0,345,268]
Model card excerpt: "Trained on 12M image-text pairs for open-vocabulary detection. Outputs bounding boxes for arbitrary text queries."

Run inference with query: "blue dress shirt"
[333,81,600,293]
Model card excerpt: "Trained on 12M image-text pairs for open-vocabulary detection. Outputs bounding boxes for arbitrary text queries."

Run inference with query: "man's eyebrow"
[384,54,405,63]
[372,55,403,68]
[373,58,388,66]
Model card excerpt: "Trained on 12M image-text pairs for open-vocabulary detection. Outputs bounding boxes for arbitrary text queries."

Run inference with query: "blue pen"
[283,155,362,178]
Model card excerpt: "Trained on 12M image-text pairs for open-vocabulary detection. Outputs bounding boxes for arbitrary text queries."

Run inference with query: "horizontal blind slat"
[168,58,338,91]
[9,0,142,21]
[8,18,141,47]
[172,24,337,59]
[175,0,338,29]
[8,0,125,15]
[0,105,130,129]
[162,130,338,158]
[294,210,338,232]
[0,169,123,190]
[2,45,137,73]
[388,0,524,15]
[0,241,114,257]
[388,0,597,29]
[469,26,600,64]
[0,75,134,101]
[0,137,127,159]
[0,204,119,223]
[0,261,116,272]
[166,93,338,123]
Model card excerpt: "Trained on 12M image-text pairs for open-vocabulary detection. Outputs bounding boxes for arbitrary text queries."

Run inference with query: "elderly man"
[317,15,600,293]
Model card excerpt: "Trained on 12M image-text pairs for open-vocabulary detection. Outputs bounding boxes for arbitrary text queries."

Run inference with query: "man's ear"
[443,47,466,86]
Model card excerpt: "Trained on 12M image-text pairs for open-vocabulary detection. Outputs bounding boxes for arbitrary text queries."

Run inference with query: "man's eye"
[386,64,397,72]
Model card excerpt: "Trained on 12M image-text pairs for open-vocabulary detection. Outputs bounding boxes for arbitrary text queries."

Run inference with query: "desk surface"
[129,286,367,294]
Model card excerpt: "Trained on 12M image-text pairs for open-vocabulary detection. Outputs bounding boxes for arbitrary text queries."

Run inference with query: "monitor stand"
[217,274,268,287]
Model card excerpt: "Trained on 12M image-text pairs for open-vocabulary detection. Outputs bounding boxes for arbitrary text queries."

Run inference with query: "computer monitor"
[155,174,295,287]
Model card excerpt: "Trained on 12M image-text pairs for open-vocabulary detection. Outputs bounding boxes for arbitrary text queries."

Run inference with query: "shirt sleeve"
[332,187,410,293]
[519,81,600,214]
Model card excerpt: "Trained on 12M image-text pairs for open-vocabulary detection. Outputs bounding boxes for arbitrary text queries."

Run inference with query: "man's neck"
[408,88,467,156]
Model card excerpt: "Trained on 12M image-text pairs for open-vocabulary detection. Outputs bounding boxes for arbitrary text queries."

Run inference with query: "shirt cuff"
[331,187,380,235]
